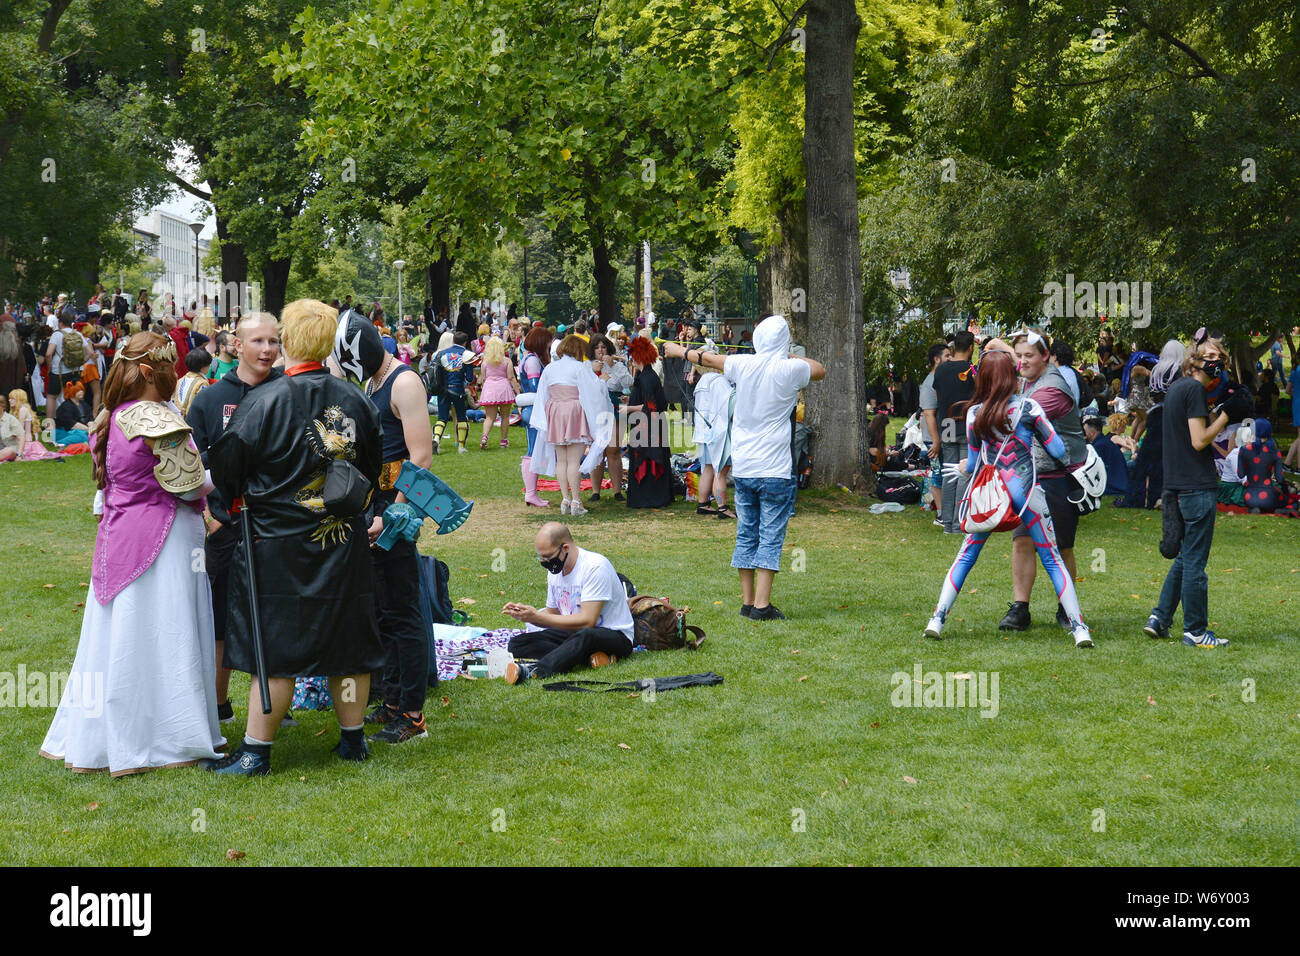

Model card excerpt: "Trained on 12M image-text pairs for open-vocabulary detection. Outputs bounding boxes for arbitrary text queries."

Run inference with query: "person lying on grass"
[500,522,635,684]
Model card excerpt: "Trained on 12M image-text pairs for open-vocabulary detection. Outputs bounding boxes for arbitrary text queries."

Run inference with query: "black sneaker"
[1143,614,1170,640]
[217,700,235,724]
[613,492,625,501]
[1055,603,1070,631]
[588,492,601,502]
[333,735,370,762]
[997,601,1031,631]
[370,711,428,744]
[202,747,270,776]
[364,702,398,725]
[749,604,786,621]
[740,604,754,618]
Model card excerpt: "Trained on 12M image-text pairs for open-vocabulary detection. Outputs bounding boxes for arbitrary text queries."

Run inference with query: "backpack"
[61,329,85,370]
[875,476,921,504]
[424,352,448,397]
[958,405,1032,534]
[629,594,705,652]
[418,554,453,686]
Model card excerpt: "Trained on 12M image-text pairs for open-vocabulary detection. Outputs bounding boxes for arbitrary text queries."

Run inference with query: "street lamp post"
[393,259,405,328]
[189,222,204,306]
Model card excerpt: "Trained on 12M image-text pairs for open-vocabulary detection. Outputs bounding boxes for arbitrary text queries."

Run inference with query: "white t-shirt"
[543,547,634,639]
[723,353,811,479]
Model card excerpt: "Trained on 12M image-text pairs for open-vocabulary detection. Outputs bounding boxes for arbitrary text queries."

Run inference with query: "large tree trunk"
[261,258,292,318]
[426,240,453,316]
[768,198,808,345]
[592,233,619,327]
[216,214,249,319]
[803,0,867,492]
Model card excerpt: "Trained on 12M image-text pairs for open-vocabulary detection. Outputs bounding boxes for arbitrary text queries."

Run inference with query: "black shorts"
[1013,475,1078,550]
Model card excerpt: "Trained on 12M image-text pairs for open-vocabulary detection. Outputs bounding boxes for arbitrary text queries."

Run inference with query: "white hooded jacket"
[527,355,614,478]
[722,315,811,479]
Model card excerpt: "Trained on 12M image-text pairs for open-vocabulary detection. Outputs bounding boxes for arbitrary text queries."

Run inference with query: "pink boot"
[522,456,549,507]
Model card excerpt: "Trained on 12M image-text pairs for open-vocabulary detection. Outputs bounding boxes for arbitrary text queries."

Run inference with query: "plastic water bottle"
[487,647,512,679]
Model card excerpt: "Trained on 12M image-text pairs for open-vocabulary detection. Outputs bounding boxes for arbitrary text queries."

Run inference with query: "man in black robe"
[206,299,385,775]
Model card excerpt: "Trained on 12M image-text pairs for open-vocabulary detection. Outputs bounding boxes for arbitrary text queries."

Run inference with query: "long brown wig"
[92,332,179,488]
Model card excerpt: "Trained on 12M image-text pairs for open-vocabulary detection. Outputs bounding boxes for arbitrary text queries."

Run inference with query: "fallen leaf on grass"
[551,837,563,844]
[789,649,801,655]
[903,776,917,785]
[797,675,809,682]
[1131,594,1141,599]
[953,672,972,681]
[42,583,55,589]
[1142,774,1152,779]
[225,849,245,861]
[78,582,88,587]
[440,696,450,707]
[314,727,327,737]
[86,802,99,811]
[617,742,631,750]
[457,597,476,606]
[1147,696,1156,706]
[870,722,880,729]
[712,600,723,605]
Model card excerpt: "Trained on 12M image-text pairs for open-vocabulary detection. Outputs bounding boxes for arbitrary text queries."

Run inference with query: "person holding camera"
[1143,340,1251,648]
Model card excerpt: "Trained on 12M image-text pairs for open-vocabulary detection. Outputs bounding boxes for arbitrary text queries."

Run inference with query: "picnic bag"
[629,594,705,651]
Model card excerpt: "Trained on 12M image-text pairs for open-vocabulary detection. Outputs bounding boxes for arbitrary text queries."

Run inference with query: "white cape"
[528,355,613,477]
[692,373,735,469]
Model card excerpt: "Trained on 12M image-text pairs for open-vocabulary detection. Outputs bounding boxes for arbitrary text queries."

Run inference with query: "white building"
[132,208,220,310]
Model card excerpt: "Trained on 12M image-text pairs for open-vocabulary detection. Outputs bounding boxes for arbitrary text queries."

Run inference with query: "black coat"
[210,368,385,677]
[626,367,673,508]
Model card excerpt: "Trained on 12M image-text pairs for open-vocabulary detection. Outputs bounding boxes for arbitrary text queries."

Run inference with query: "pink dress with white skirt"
[545,385,592,446]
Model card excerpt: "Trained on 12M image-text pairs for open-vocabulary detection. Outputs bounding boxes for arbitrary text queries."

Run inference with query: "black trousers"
[508,627,633,678]
[206,522,239,644]
[371,535,428,713]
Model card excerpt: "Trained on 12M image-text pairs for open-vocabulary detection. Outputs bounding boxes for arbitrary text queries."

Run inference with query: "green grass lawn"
[2,424,1298,866]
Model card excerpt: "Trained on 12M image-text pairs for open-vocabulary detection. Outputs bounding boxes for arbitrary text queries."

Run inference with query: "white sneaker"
[569,502,589,516]
[457,444,468,454]
[560,499,571,515]
[923,614,944,640]
[1071,623,1094,648]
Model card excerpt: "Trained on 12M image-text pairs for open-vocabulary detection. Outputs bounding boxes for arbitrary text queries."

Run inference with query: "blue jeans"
[731,477,797,571]
[1153,489,1216,634]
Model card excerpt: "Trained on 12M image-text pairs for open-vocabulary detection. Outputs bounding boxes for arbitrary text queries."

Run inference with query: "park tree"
[277,0,730,330]
[865,1,1300,382]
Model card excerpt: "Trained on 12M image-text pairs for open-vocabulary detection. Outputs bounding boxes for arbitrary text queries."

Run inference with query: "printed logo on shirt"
[222,404,237,429]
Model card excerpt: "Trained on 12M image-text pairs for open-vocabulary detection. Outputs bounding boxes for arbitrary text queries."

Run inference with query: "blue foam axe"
[375,461,474,550]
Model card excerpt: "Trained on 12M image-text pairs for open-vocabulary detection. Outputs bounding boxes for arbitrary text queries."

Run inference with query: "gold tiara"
[120,339,178,364]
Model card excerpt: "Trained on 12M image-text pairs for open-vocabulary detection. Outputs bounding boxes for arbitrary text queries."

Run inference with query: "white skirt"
[40,507,225,776]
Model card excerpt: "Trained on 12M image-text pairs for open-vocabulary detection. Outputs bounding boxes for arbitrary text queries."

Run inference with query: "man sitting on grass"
[501,522,634,684]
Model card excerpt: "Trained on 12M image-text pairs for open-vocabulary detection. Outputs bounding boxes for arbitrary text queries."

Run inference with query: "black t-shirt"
[54,400,83,430]
[1162,377,1220,491]
[932,358,976,441]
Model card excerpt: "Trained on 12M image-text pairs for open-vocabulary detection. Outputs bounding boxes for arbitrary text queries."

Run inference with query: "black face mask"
[1200,359,1226,386]
[539,546,567,575]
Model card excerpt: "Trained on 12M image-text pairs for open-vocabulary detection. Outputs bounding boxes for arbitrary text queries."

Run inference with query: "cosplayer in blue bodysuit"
[927,394,1090,641]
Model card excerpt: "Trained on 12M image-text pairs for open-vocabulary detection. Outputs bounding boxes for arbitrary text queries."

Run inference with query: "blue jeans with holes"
[1153,488,1216,635]
[731,477,797,572]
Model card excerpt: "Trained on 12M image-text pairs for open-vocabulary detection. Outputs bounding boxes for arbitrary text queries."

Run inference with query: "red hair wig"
[627,335,658,367]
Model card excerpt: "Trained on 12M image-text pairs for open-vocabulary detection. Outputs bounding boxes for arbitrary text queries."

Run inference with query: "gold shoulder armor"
[117,402,204,495]
[117,401,192,441]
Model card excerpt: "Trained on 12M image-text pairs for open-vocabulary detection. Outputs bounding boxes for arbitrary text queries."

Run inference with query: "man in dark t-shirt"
[1145,345,1246,648]
[932,330,976,533]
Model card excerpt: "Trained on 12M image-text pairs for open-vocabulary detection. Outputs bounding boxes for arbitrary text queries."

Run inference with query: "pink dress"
[544,384,591,445]
[18,409,62,460]
[479,359,515,406]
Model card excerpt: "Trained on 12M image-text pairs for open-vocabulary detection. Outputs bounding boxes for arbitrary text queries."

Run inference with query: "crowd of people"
[13,281,1294,777]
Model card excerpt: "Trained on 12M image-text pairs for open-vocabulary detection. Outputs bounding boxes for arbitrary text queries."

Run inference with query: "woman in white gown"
[40,332,225,776]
